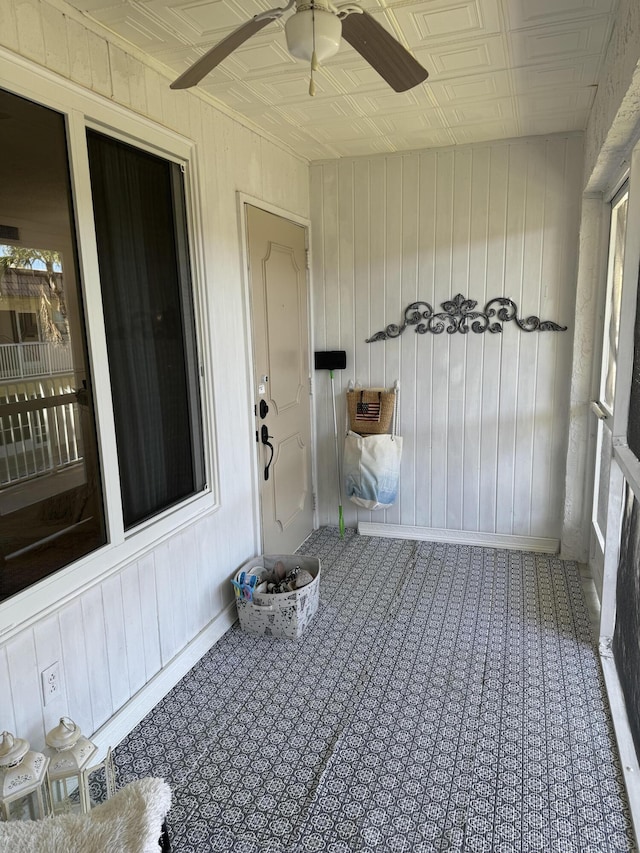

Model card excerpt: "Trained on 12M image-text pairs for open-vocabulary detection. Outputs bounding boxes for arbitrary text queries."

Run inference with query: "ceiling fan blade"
[340,10,428,93]
[171,17,274,90]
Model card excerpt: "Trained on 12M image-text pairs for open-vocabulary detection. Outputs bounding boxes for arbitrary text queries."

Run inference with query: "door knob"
[260,424,274,481]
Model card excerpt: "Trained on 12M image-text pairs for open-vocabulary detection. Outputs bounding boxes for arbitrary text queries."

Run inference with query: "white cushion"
[0,777,171,853]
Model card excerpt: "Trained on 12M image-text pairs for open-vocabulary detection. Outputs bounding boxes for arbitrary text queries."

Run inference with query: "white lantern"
[0,731,51,821]
[44,717,115,814]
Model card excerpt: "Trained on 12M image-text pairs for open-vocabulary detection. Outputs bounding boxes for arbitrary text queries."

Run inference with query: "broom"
[314,351,347,538]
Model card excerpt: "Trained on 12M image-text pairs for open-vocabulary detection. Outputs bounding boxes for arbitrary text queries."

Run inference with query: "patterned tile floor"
[114,528,636,852]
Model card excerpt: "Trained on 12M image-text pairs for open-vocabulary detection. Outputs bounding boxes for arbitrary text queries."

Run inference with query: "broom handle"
[330,371,342,505]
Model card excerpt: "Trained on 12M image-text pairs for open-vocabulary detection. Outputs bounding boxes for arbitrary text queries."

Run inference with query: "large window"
[86,131,205,529]
[0,89,106,601]
[0,88,206,604]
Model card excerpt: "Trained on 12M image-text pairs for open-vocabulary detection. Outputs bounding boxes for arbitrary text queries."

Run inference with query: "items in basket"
[263,561,314,594]
[231,572,259,601]
[233,561,314,600]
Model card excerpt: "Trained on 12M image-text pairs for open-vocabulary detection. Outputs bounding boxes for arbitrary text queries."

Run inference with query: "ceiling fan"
[170,0,429,95]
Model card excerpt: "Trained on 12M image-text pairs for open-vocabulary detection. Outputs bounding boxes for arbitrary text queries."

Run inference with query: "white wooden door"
[246,204,313,554]
[589,186,628,597]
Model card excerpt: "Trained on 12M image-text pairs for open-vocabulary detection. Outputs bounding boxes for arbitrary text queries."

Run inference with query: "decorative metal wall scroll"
[366,293,567,342]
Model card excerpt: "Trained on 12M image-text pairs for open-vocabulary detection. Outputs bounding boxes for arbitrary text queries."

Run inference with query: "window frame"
[0,52,217,638]
[85,127,208,531]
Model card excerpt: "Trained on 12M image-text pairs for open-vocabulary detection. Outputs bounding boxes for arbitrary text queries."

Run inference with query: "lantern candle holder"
[0,731,51,821]
[44,717,115,814]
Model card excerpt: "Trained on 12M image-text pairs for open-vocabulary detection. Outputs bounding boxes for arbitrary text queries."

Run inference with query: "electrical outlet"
[41,662,60,706]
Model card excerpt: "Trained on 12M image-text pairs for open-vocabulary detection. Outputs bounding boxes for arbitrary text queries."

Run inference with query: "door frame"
[590,141,640,838]
[236,193,318,554]
[588,182,628,601]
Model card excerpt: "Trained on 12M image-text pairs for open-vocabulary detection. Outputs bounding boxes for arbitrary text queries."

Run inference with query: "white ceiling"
[64,0,618,160]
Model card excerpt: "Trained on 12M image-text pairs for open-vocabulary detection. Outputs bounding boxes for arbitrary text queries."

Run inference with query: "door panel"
[265,245,303,410]
[273,434,309,529]
[247,205,313,554]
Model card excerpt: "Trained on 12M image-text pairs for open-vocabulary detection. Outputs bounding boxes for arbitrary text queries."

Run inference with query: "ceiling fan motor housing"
[285,7,342,63]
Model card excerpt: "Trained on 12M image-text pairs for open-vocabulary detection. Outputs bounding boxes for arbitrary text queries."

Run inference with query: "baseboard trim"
[91,602,237,754]
[357,522,559,554]
[600,645,640,849]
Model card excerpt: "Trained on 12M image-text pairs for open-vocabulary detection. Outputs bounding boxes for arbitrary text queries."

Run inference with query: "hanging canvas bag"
[344,431,403,510]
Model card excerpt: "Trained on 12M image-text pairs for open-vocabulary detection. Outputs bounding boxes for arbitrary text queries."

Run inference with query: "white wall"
[0,1,309,751]
[311,136,583,547]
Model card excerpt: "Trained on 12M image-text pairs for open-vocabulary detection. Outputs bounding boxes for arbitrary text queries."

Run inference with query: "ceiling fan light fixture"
[285,8,342,63]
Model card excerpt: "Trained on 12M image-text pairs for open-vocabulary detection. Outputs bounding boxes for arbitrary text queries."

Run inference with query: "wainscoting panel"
[1,511,254,751]
[311,135,583,541]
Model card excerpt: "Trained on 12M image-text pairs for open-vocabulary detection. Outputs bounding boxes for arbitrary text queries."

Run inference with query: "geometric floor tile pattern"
[114,528,636,852]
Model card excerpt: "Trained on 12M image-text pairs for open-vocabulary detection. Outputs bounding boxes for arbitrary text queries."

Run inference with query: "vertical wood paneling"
[516,144,546,535]
[33,614,66,733]
[168,536,189,653]
[41,2,69,78]
[59,599,94,735]
[448,149,473,530]
[431,151,454,529]
[193,517,215,630]
[101,574,131,713]
[180,527,201,640]
[311,135,582,539]
[416,151,437,527]
[497,144,525,534]
[154,541,177,667]
[400,155,420,526]
[384,157,403,526]
[480,147,508,533]
[464,147,490,530]
[67,18,92,89]
[5,632,42,744]
[365,157,388,527]
[15,0,45,64]
[120,564,147,696]
[337,160,356,523]
[0,0,19,52]
[137,554,162,681]
[353,159,371,385]
[0,646,17,735]
[79,586,111,730]
[532,140,569,536]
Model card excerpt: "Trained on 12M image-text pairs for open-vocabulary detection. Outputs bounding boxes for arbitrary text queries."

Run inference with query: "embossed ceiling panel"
[440,96,517,125]
[62,0,619,160]
[503,0,616,31]
[426,35,509,76]
[427,70,514,104]
[510,57,602,91]
[509,17,612,64]
[519,111,592,136]
[87,4,185,51]
[393,0,502,44]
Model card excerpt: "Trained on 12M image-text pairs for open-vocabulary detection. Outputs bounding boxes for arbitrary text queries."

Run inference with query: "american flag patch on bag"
[356,394,381,422]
